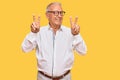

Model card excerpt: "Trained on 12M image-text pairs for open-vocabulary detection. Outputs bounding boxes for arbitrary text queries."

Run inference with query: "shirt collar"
[47,24,63,31]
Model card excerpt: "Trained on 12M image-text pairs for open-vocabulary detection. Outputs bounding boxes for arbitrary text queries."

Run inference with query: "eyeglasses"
[47,11,66,16]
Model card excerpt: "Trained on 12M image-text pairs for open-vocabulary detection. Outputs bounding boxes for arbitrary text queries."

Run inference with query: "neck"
[49,23,60,34]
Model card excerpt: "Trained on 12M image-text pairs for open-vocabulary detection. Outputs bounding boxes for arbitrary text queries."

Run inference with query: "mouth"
[55,18,62,22]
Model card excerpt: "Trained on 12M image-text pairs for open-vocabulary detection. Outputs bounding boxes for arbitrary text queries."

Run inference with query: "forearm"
[21,32,37,53]
[72,34,87,55]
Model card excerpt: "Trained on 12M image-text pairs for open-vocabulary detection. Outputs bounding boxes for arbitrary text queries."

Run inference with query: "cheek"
[47,14,52,19]
[49,17,54,22]
[48,15,54,20]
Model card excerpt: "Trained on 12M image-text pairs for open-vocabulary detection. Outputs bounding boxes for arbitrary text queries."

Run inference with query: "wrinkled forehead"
[48,4,63,11]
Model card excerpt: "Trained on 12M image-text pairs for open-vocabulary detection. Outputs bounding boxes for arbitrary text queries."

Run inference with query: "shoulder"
[39,25,49,32]
[36,25,49,36]
[40,25,48,30]
[61,25,70,31]
[61,25,73,37]
[61,25,71,34]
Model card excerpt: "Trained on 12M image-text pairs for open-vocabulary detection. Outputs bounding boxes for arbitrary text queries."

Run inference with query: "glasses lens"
[60,11,65,16]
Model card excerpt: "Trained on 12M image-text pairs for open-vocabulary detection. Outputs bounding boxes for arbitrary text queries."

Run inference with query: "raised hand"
[31,15,40,33]
[70,16,80,35]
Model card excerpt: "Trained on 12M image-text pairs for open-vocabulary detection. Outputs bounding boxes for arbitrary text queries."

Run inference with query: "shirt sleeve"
[21,32,38,53]
[72,34,87,55]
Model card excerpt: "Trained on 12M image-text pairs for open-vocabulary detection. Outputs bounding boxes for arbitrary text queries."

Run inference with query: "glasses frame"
[47,11,66,16]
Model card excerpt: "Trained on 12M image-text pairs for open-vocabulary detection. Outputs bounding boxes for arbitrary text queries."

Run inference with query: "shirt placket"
[52,30,55,77]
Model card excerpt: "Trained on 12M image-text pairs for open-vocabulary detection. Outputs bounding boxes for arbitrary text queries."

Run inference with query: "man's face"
[46,4,65,27]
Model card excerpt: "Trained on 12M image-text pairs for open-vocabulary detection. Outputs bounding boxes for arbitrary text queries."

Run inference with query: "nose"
[58,13,62,17]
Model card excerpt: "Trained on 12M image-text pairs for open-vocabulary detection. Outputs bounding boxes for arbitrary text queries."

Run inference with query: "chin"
[55,22,62,26]
[55,24,61,27]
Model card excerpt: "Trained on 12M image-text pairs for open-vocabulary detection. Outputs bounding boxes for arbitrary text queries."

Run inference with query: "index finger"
[74,16,78,24]
[32,15,36,22]
[38,15,40,22]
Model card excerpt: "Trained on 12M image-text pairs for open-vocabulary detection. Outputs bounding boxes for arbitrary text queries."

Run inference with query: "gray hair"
[46,2,61,12]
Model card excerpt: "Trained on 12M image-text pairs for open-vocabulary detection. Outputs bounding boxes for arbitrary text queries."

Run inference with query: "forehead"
[49,4,63,11]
